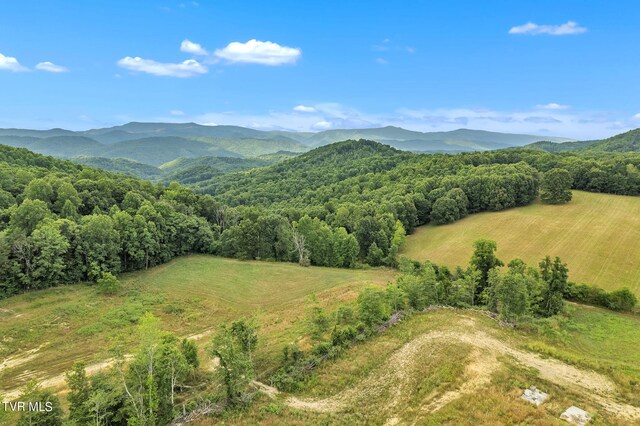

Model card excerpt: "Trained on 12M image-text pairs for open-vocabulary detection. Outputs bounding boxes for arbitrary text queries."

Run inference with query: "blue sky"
[0,0,638,139]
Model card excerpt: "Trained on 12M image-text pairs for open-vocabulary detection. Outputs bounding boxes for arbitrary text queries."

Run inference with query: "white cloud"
[117,56,207,77]
[35,61,69,73]
[372,39,415,54]
[536,102,570,110]
[312,120,332,130]
[375,57,388,65]
[509,21,587,36]
[170,110,186,116]
[633,113,640,120]
[0,53,28,72]
[293,105,317,113]
[179,103,638,139]
[214,39,301,65]
[180,39,208,56]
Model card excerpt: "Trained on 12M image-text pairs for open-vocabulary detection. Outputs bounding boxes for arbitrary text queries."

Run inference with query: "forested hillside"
[2,136,640,300]
[71,156,164,180]
[70,155,287,183]
[526,128,640,153]
[159,156,273,186]
[0,140,535,299]
[465,148,640,195]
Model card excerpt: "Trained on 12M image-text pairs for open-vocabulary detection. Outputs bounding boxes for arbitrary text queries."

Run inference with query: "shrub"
[331,326,357,347]
[565,283,637,312]
[605,288,638,312]
[96,272,120,295]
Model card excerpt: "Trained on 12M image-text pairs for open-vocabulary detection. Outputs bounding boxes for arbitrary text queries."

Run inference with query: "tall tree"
[76,214,121,280]
[65,362,92,425]
[291,224,309,266]
[209,325,254,406]
[470,239,504,295]
[10,199,52,235]
[30,222,70,288]
[117,313,162,426]
[540,168,573,204]
[539,256,568,316]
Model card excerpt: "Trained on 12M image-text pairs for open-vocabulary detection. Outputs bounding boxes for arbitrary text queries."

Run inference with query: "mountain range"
[0,122,573,168]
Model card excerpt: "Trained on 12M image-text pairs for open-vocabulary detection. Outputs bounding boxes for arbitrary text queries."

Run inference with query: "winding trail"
[254,329,640,422]
[4,320,640,422]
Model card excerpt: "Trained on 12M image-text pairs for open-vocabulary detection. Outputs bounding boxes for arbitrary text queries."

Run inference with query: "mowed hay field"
[403,191,640,294]
[0,255,396,397]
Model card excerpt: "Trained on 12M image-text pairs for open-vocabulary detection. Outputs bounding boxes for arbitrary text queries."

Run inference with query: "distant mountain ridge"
[303,126,573,150]
[0,121,581,181]
[0,122,573,161]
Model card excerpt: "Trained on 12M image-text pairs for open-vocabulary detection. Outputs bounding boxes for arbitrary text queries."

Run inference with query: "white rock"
[521,386,549,406]
[560,406,591,425]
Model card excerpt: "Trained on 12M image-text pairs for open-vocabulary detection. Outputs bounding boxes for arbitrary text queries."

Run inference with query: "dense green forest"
[69,154,296,184]
[526,128,640,153]
[2,135,640,299]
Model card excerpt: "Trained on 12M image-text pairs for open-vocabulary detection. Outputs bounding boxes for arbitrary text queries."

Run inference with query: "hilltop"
[525,128,640,153]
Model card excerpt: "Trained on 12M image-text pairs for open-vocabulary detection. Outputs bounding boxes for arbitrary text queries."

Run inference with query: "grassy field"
[0,255,396,398]
[403,191,640,294]
[213,305,640,425]
[3,253,640,424]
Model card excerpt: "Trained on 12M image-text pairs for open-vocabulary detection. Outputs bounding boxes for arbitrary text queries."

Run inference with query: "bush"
[96,272,120,295]
[335,305,355,325]
[331,326,357,347]
[565,283,637,312]
[605,288,638,311]
[312,342,332,357]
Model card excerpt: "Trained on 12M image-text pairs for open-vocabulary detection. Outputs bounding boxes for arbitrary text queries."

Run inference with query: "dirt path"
[5,322,640,422]
[418,347,500,415]
[0,344,48,374]
[0,325,215,400]
[255,329,640,422]
[1,355,134,400]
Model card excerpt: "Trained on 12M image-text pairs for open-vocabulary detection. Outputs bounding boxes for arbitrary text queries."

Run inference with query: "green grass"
[523,304,640,404]
[403,191,640,294]
[0,255,396,396]
[3,252,640,425]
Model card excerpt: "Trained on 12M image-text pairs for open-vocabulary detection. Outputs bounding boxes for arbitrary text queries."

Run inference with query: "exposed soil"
[2,355,132,400]
[255,329,640,422]
[0,344,47,374]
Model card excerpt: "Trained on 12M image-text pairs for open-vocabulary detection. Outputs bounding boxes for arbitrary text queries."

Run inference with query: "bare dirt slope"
[256,319,640,423]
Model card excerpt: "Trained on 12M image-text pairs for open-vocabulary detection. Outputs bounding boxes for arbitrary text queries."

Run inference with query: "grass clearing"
[403,191,640,294]
[0,255,396,397]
